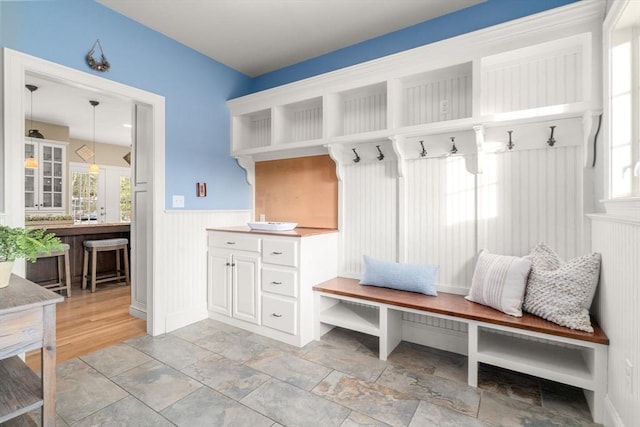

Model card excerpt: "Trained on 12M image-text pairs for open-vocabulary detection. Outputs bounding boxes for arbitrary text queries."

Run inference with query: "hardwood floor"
[26,283,147,372]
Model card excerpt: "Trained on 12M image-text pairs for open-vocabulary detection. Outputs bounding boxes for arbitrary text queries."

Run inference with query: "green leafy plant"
[0,226,63,262]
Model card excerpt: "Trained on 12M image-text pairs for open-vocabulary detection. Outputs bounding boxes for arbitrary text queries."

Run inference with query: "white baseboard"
[165,306,209,333]
[129,305,146,320]
[401,320,468,356]
[604,395,625,427]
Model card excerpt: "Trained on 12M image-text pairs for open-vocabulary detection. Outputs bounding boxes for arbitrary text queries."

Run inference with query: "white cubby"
[274,97,323,144]
[329,83,387,137]
[480,34,588,118]
[233,109,272,151]
[227,5,598,158]
[400,62,473,127]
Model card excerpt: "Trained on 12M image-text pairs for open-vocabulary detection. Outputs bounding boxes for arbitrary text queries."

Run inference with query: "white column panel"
[340,160,397,276]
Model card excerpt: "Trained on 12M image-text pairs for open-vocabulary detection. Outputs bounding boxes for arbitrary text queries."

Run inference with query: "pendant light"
[24,84,44,169]
[88,100,100,173]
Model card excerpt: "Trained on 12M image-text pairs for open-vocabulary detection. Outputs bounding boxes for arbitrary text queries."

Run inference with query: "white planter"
[0,261,14,288]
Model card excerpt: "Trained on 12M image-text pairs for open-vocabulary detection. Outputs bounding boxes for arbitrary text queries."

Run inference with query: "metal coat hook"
[450,137,458,155]
[547,126,556,147]
[507,130,515,150]
[419,140,427,157]
[376,145,384,161]
[352,148,361,163]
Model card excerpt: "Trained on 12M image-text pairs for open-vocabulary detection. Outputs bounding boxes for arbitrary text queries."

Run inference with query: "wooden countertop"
[36,222,130,236]
[206,226,338,238]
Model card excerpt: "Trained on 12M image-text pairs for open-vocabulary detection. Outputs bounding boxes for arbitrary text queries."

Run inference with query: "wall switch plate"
[172,195,185,208]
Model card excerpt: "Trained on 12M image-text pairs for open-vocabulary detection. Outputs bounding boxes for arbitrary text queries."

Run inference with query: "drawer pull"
[272,251,283,255]
[271,281,282,285]
[271,313,283,318]
[226,241,236,245]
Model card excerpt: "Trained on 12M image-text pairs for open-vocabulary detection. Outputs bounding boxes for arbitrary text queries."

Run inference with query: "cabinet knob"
[272,251,283,255]
[271,313,283,318]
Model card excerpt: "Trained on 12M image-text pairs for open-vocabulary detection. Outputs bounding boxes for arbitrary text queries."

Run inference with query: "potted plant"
[0,225,63,288]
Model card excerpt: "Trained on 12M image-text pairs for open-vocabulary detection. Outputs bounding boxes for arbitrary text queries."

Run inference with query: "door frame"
[2,48,166,335]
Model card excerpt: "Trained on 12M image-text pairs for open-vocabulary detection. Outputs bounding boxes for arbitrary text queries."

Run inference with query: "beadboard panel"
[482,49,583,115]
[290,106,322,142]
[403,74,472,126]
[155,210,251,332]
[341,89,387,135]
[591,216,640,427]
[340,161,397,276]
[405,156,477,292]
[478,145,583,259]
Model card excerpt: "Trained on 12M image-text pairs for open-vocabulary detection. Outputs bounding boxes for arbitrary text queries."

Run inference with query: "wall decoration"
[86,39,110,72]
[123,152,131,165]
[75,144,94,162]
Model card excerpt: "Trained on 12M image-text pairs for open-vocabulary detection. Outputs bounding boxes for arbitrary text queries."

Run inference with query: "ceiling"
[97,0,484,77]
[27,0,485,146]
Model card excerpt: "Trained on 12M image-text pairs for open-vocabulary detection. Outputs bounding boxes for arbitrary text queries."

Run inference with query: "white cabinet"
[25,139,67,212]
[207,233,261,325]
[207,229,338,347]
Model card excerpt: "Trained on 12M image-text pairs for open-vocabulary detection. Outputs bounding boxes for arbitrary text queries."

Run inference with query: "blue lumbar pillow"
[360,255,438,296]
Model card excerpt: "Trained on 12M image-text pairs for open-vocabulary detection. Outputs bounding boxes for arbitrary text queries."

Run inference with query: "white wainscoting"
[591,214,640,427]
[337,118,586,352]
[155,209,251,332]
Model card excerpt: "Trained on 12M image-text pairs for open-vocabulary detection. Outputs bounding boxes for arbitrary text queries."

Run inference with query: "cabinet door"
[208,249,232,317]
[232,252,260,324]
[24,142,37,209]
[40,143,65,211]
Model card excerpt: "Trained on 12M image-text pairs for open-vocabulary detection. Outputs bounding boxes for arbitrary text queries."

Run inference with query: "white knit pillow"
[466,250,532,317]
[523,243,601,332]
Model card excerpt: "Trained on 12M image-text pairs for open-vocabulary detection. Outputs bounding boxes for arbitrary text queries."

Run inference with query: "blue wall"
[1,0,253,210]
[1,0,577,210]
[250,0,579,92]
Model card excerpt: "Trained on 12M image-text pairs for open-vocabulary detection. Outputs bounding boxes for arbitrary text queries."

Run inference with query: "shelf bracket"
[236,156,255,186]
[471,125,485,175]
[390,135,406,178]
[326,144,345,182]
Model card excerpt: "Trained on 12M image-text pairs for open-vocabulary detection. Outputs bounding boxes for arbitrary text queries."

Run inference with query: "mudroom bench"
[313,277,609,423]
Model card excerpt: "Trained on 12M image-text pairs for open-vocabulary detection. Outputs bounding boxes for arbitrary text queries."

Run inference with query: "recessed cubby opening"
[274,97,323,144]
[332,83,387,137]
[400,62,473,127]
[233,109,272,150]
[480,34,588,116]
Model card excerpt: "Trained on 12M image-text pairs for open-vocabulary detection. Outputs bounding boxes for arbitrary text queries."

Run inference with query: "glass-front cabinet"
[24,139,67,212]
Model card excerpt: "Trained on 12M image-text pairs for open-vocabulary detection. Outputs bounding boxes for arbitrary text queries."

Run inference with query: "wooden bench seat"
[313,277,608,423]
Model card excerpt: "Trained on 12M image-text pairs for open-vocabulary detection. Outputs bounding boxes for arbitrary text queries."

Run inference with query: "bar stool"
[35,243,72,297]
[82,238,130,293]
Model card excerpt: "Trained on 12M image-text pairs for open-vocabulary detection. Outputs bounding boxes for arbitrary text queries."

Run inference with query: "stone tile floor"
[20,319,601,426]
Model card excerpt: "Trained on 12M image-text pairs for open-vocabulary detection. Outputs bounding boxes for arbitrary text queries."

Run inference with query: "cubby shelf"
[227,7,597,162]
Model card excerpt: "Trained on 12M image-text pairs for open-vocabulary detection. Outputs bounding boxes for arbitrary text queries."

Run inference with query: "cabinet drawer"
[262,268,297,298]
[262,239,298,267]
[262,295,297,335]
[209,233,261,252]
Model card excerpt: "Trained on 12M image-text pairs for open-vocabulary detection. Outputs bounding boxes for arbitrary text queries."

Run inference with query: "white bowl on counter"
[247,221,298,231]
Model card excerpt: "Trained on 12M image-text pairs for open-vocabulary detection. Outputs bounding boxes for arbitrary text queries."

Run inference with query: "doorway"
[2,48,165,335]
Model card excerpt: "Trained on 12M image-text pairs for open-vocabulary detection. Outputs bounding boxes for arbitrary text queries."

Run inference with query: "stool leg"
[116,247,121,282]
[123,245,130,286]
[64,248,71,297]
[82,247,89,290]
[91,247,98,293]
[56,254,63,286]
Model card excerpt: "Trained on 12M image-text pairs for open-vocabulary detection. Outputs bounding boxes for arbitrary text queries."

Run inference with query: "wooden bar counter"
[26,223,130,288]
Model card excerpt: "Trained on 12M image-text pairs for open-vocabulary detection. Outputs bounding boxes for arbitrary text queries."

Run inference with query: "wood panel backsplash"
[255,155,338,229]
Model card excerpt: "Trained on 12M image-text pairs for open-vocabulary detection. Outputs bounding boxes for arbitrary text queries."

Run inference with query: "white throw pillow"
[465,250,532,317]
[523,243,601,332]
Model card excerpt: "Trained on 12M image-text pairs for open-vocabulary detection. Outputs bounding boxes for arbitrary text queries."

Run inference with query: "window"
[69,163,131,223]
[606,0,640,199]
